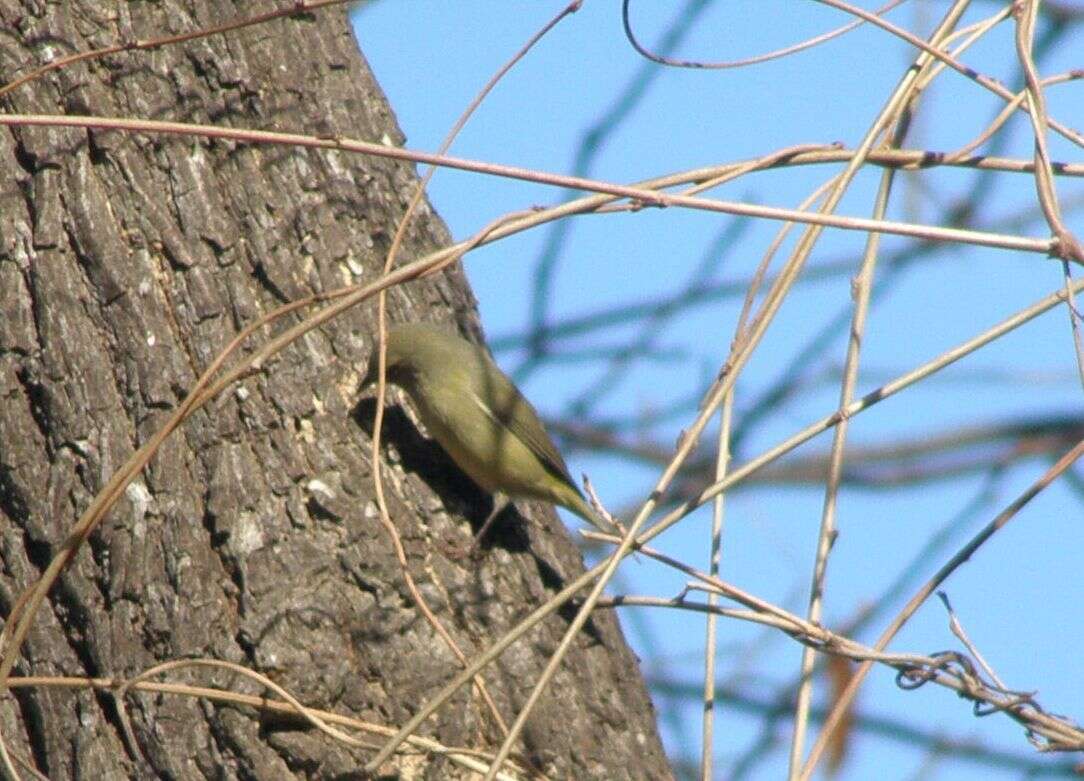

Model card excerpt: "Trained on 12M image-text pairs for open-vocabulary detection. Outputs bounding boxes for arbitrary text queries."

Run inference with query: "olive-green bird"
[363,323,617,539]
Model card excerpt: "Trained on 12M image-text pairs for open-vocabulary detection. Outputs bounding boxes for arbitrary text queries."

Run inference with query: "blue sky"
[352,2,1083,778]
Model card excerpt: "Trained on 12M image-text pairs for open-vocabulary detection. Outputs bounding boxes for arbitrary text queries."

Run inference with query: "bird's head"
[361,324,447,392]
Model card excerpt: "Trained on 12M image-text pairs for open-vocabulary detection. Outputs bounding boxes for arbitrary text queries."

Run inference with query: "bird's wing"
[472,362,579,489]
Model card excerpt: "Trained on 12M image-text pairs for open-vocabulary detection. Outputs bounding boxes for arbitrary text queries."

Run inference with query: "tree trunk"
[0,2,670,778]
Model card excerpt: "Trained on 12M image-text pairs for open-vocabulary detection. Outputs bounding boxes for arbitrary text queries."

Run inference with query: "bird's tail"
[565,489,623,536]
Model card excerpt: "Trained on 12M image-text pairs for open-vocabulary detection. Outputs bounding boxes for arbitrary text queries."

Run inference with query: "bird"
[362,322,618,543]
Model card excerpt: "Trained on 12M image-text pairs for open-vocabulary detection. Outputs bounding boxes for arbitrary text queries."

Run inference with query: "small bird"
[362,322,617,542]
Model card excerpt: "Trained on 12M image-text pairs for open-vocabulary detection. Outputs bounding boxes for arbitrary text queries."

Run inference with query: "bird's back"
[387,324,578,495]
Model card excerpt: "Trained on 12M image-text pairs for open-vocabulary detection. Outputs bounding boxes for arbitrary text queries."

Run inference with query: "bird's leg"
[469,492,510,555]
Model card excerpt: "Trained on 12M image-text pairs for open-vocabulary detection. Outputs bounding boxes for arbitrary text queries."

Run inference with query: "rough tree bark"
[0,2,671,779]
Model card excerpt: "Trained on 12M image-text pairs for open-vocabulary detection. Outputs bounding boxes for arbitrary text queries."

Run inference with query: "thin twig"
[0,0,352,99]
[788,4,949,760]
[7,673,529,780]
[0,114,1065,257]
[937,592,1009,692]
[700,391,734,779]
[622,0,909,69]
[800,436,1084,777]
